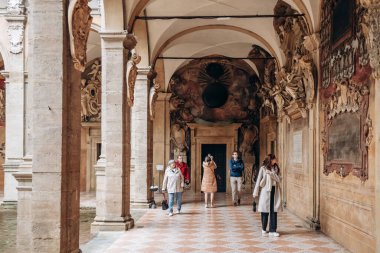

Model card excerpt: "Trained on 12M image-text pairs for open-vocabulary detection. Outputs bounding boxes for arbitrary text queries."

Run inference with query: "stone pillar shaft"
[91,32,134,232]
[131,68,152,207]
[29,0,81,252]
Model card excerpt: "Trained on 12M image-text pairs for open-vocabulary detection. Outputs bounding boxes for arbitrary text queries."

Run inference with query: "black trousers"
[261,186,277,232]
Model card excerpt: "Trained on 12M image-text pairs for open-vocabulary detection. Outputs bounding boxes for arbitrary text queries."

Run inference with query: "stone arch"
[151,25,283,74]
[127,0,316,34]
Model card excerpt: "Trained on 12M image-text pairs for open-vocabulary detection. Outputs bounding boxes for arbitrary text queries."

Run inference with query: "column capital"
[99,31,127,49]
[137,67,150,76]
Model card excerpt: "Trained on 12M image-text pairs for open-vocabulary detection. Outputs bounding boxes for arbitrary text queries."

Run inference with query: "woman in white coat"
[162,160,184,216]
[253,154,282,237]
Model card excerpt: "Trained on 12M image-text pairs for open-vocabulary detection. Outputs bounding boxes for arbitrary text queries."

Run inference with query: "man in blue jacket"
[229,151,244,206]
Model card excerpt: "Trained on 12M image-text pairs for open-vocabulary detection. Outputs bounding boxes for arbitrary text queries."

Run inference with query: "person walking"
[162,160,184,216]
[201,154,217,208]
[229,151,244,206]
[253,154,282,237]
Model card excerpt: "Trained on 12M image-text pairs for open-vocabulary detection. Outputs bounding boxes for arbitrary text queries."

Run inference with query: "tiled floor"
[95,193,350,253]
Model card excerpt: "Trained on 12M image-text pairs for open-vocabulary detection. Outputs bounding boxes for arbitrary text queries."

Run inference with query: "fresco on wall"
[169,57,262,184]
[320,0,372,181]
[169,58,260,125]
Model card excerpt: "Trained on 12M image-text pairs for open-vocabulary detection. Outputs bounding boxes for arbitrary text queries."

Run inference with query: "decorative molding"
[272,0,317,118]
[127,53,141,107]
[69,0,93,72]
[148,68,159,120]
[8,24,24,54]
[326,80,369,119]
[359,2,380,78]
[7,0,24,15]
[322,82,370,182]
[81,60,101,122]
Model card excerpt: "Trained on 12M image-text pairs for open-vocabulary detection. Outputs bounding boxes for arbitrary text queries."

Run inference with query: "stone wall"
[318,1,376,252]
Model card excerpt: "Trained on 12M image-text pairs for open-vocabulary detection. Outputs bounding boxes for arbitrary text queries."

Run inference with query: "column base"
[91,219,134,233]
[1,200,17,206]
[131,201,150,209]
[306,216,320,230]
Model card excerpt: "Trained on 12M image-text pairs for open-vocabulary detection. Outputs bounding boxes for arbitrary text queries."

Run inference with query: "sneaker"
[233,202,238,206]
[269,232,280,237]
[168,212,173,216]
[176,210,180,214]
[262,230,267,236]
[205,204,209,208]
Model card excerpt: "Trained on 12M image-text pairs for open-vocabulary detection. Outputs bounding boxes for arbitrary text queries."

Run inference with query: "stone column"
[14,72,32,252]
[91,32,134,232]
[28,0,81,251]
[130,67,152,208]
[2,2,27,204]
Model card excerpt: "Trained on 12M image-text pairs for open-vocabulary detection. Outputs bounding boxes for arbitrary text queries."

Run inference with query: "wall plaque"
[292,131,302,164]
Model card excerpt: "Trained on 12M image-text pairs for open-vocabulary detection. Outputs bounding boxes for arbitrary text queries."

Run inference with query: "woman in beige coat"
[201,154,217,208]
[253,154,282,237]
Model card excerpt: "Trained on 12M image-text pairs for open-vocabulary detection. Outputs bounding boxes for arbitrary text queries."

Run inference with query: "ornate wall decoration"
[69,0,93,72]
[170,123,188,152]
[273,0,317,117]
[169,57,261,165]
[169,58,260,124]
[7,0,24,15]
[127,53,141,107]
[8,24,24,54]
[359,1,380,77]
[148,69,159,120]
[81,60,101,122]
[321,0,373,181]
[0,76,5,125]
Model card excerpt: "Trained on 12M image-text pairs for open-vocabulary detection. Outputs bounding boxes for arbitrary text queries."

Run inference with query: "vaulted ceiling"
[100,0,321,89]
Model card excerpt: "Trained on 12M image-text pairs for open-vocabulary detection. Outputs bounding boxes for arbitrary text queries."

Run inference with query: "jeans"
[168,192,183,213]
[230,176,242,203]
[261,186,277,232]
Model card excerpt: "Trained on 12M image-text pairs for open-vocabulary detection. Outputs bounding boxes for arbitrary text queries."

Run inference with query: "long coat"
[201,161,217,193]
[253,166,282,212]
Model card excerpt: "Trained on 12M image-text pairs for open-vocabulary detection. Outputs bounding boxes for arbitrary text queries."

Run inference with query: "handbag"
[252,200,257,212]
[161,193,168,210]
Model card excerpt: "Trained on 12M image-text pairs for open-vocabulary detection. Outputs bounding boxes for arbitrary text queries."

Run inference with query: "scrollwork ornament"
[8,24,24,54]
[359,1,380,78]
[149,81,160,120]
[127,53,141,107]
[7,0,24,15]
[70,0,93,72]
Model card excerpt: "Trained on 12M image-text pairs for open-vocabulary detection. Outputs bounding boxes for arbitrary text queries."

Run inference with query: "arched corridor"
[0,0,379,253]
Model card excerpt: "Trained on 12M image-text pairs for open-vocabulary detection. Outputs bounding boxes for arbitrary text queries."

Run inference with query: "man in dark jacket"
[229,151,244,206]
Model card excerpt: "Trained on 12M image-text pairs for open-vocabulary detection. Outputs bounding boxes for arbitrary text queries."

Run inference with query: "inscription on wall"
[292,131,302,164]
[327,113,360,164]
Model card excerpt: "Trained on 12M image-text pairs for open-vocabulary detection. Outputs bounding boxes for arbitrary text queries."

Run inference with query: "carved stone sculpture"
[81,60,101,122]
[359,1,380,77]
[127,53,141,107]
[239,125,258,159]
[70,0,93,72]
[170,123,188,152]
[148,69,159,120]
[8,24,24,54]
[7,0,24,15]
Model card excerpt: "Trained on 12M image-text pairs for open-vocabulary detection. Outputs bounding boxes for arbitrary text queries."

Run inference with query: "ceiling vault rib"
[135,13,305,20]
